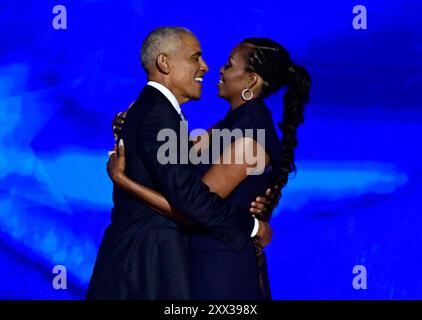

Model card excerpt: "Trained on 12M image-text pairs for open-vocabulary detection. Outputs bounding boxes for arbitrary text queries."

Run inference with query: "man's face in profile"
[168,33,209,104]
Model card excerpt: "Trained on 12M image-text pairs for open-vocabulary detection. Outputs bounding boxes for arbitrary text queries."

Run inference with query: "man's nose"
[200,57,209,73]
[219,66,224,75]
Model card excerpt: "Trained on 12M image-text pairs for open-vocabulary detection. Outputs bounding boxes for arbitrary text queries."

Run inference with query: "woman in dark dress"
[108,38,311,299]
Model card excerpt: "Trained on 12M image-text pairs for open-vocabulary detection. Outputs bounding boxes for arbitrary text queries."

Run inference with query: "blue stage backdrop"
[1,0,421,299]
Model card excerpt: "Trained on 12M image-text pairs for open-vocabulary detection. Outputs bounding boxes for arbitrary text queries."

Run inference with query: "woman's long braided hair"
[241,38,311,297]
[241,38,311,210]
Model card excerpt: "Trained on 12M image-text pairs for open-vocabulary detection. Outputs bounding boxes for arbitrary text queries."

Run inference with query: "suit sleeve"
[136,111,255,251]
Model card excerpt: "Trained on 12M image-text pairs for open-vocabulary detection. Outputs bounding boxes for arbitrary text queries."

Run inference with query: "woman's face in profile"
[217,45,251,104]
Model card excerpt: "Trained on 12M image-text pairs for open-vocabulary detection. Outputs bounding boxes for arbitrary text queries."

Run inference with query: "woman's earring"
[241,88,254,101]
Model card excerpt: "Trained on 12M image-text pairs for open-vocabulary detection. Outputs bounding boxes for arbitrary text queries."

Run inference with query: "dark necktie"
[180,109,187,122]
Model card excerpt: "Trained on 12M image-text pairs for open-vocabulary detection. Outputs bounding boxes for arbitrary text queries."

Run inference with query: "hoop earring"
[241,88,254,101]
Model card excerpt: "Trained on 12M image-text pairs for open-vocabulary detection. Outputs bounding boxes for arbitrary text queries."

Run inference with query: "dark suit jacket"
[86,85,254,299]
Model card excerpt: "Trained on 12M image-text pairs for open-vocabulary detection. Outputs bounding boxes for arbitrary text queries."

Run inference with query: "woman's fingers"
[107,144,117,158]
[118,139,126,170]
[117,111,127,118]
[118,139,125,157]
[107,154,116,167]
[107,153,116,171]
[106,142,123,182]
[117,111,127,123]
[112,111,126,127]
[112,111,127,142]
[117,116,125,125]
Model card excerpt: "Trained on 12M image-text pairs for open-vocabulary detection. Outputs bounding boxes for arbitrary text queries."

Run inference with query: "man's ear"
[156,53,170,74]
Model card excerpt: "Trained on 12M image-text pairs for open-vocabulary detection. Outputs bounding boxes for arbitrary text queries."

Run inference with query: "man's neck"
[146,80,185,119]
[147,76,184,105]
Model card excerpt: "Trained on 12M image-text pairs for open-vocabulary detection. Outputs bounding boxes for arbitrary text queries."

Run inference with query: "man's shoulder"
[124,86,182,132]
[130,86,175,118]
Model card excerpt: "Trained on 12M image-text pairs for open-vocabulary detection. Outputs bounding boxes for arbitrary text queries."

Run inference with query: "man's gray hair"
[141,26,193,73]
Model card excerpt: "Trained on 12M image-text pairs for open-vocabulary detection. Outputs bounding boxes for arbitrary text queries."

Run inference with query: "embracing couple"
[86,26,310,300]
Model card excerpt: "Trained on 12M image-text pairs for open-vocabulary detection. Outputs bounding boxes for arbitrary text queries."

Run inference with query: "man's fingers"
[256,196,270,206]
[251,202,267,212]
[255,202,267,211]
[249,207,262,215]
[251,201,265,209]
[265,188,273,197]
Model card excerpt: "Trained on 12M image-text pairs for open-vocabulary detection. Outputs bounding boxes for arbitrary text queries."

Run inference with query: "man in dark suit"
[86,27,272,299]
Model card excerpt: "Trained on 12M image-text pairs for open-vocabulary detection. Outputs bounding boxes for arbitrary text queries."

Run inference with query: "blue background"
[0,0,421,299]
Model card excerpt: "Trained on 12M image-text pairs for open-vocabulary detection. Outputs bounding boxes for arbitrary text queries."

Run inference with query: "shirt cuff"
[250,217,259,237]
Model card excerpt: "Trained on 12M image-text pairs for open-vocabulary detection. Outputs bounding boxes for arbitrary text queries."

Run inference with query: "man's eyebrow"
[192,52,202,57]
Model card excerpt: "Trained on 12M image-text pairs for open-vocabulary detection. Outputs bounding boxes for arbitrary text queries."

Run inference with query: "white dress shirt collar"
[147,81,185,120]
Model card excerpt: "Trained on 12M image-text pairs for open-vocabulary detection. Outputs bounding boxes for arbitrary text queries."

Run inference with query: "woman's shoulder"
[244,99,276,130]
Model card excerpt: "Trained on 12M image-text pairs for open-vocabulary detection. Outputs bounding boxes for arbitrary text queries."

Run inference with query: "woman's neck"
[230,98,249,110]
